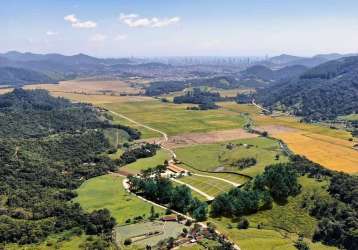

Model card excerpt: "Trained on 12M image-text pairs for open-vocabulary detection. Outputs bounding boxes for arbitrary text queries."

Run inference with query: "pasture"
[116,221,186,248]
[175,137,289,177]
[74,175,164,225]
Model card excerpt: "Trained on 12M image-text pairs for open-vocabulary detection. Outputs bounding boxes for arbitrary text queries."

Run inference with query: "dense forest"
[145,76,240,96]
[0,89,131,246]
[173,88,224,110]
[257,56,358,121]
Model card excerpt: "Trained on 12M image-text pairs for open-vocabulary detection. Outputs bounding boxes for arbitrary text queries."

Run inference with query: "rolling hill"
[257,56,358,121]
[0,67,57,86]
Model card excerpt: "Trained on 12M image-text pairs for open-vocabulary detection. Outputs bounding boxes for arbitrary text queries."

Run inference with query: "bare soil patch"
[146,128,259,148]
[255,125,298,134]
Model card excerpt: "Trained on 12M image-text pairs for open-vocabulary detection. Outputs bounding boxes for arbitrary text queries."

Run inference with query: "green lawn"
[120,149,170,175]
[178,175,234,197]
[175,137,288,177]
[101,100,246,138]
[74,175,164,225]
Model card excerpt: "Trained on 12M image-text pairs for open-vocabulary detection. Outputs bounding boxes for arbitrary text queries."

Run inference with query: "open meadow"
[74,175,164,225]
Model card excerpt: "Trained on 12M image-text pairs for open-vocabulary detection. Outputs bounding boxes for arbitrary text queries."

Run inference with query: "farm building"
[167,164,187,174]
[161,215,177,222]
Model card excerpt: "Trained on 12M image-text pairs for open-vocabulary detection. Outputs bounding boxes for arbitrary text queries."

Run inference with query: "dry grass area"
[0,88,13,94]
[25,79,146,94]
[161,128,258,148]
[24,79,153,104]
[274,131,358,173]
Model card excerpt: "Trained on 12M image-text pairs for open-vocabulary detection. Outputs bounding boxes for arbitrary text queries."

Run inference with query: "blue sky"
[2,0,358,57]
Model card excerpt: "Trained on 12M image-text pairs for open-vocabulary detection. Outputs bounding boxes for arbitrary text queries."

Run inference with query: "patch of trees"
[145,76,240,96]
[211,164,300,217]
[231,157,257,170]
[173,88,225,110]
[127,175,208,221]
[235,93,253,104]
[117,143,160,165]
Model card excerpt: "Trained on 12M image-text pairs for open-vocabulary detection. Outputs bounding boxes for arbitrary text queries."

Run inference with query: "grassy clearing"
[103,128,130,148]
[116,221,186,248]
[120,149,170,175]
[101,100,246,137]
[175,137,288,177]
[178,175,234,197]
[74,175,164,225]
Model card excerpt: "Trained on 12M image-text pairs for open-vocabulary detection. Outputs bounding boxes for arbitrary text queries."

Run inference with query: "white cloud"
[64,14,97,29]
[90,33,107,42]
[119,13,180,28]
[46,31,58,36]
[114,34,128,41]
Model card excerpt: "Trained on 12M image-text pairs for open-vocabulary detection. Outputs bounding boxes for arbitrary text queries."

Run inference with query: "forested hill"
[0,89,139,139]
[0,66,57,86]
[0,89,137,247]
[257,56,358,121]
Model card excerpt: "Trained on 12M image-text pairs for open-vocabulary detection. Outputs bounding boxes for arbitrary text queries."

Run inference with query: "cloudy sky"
[2,0,358,57]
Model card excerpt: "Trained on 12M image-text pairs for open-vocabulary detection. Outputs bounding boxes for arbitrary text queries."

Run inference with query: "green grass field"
[101,100,246,138]
[175,137,288,177]
[120,149,170,175]
[74,175,164,225]
[178,175,234,197]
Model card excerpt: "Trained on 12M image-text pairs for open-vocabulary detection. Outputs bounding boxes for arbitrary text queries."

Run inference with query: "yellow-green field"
[101,100,246,138]
[74,175,164,225]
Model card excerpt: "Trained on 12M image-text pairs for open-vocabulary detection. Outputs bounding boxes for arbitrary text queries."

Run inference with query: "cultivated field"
[24,79,152,104]
[101,100,246,137]
[274,132,358,173]
[162,128,258,148]
[74,175,164,225]
[175,137,289,177]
